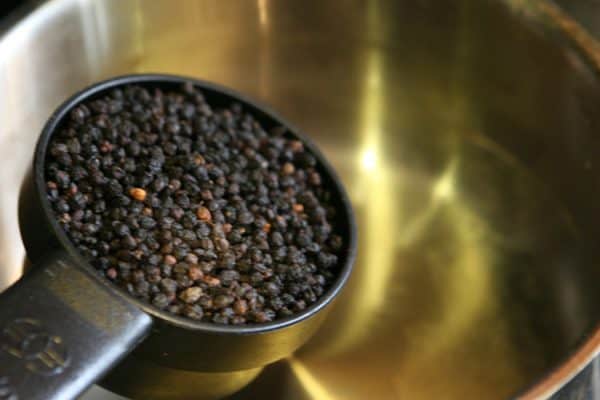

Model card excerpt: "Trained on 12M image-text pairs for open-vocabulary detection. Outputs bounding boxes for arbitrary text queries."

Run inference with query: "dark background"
[0,0,25,19]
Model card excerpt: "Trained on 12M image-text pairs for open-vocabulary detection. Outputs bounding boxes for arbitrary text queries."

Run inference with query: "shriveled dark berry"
[220,270,240,284]
[237,211,254,225]
[140,216,157,229]
[160,278,178,294]
[152,293,170,309]
[214,294,234,309]
[183,305,204,320]
[215,238,230,252]
[253,309,276,323]
[121,235,137,249]
[44,82,344,325]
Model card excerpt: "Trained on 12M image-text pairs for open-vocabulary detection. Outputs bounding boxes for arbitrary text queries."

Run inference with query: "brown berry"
[196,206,212,222]
[129,187,147,201]
[188,266,203,281]
[290,140,304,152]
[202,275,221,286]
[282,162,295,175]
[164,255,177,265]
[179,287,203,304]
[233,299,248,315]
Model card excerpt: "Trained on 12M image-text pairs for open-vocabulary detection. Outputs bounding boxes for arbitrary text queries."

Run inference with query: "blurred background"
[0,0,28,19]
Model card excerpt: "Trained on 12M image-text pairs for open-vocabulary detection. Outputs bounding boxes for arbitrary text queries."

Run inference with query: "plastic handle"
[0,252,152,400]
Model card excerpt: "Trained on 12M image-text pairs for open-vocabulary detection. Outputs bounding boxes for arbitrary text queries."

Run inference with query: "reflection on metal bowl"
[1,0,600,399]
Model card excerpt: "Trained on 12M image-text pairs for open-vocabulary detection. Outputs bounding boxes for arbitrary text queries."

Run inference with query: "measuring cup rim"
[33,73,358,335]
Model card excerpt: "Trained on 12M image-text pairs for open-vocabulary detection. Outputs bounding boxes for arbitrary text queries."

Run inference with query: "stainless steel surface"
[2,0,600,399]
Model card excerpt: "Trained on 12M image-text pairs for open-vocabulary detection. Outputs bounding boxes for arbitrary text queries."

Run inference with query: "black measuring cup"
[0,74,357,400]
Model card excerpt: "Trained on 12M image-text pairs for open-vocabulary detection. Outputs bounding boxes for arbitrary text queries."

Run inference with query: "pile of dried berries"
[44,82,343,324]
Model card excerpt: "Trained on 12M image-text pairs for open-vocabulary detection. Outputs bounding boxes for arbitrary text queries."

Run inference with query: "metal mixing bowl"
[1,0,600,399]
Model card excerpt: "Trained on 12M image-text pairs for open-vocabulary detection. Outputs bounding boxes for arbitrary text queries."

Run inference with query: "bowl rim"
[517,325,600,399]
[512,4,600,398]
[34,73,358,335]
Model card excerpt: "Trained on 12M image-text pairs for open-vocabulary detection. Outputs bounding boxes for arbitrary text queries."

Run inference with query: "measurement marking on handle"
[1,319,70,376]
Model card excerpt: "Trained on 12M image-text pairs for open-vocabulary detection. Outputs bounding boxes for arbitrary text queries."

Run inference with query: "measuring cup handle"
[0,252,152,400]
